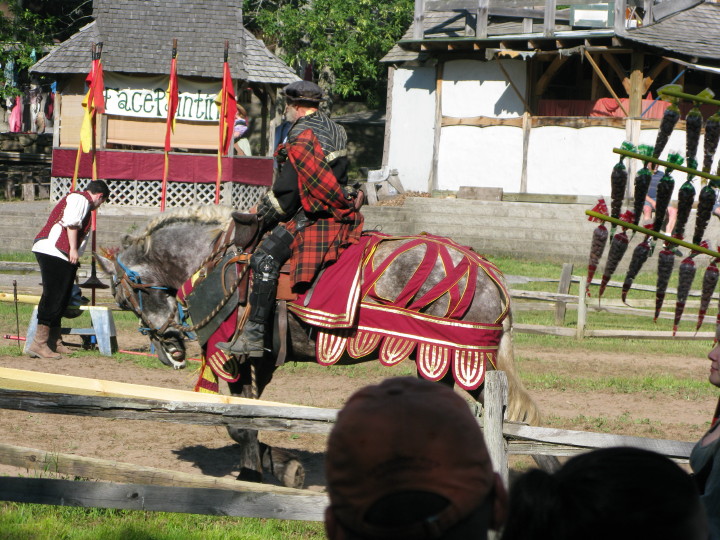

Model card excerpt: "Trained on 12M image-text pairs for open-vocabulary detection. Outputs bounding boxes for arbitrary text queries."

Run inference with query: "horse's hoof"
[281,459,305,489]
[237,468,263,483]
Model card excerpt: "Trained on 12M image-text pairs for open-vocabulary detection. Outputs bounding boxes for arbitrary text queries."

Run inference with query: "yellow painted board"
[0,367,311,408]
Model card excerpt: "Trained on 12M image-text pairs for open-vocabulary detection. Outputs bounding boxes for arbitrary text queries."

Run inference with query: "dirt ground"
[0,326,715,492]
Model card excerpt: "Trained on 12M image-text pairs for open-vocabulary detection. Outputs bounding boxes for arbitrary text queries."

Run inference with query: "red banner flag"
[80,57,105,153]
[164,55,179,153]
[217,61,237,156]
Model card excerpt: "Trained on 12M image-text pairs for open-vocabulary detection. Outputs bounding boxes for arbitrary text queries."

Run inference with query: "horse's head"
[97,250,188,369]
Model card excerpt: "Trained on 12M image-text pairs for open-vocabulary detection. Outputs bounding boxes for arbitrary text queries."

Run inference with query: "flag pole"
[72,44,96,191]
[161,38,178,212]
[216,41,229,204]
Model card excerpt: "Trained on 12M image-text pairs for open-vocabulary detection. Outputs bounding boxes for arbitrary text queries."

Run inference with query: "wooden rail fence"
[0,369,694,522]
[510,263,718,340]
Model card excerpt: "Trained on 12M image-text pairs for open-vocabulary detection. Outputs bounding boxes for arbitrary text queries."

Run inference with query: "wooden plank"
[531,116,629,129]
[554,262,573,326]
[476,0,489,38]
[601,52,631,95]
[629,51,644,117]
[0,367,306,408]
[442,116,524,128]
[0,262,39,272]
[484,371,509,487]
[520,112,531,193]
[643,58,670,97]
[0,388,336,434]
[428,61,444,192]
[513,324,577,337]
[584,50,628,116]
[503,423,693,459]
[0,477,325,521]
[585,329,715,340]
[414,0,425,40]
[535,55,567,96]
[543,0,556,37]
[0,442,317,497]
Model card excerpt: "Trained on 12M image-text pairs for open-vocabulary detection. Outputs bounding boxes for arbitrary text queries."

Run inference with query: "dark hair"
[501,447,707,540]
[86,180,110,200]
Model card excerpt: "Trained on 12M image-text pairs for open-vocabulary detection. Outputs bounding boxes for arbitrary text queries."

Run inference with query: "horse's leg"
[226,358,306,488]
[226,362,263,483]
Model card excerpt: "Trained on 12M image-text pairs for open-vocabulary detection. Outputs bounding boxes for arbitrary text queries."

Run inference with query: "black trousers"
[35,252,78,327]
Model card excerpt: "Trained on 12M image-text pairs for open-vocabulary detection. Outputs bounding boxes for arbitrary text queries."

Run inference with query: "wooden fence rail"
[0,370,695,523]
[510,263,720,340]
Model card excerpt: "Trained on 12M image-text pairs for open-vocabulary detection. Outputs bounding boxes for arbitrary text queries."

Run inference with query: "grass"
[520,372,714,400]
[0,251,716,536]
[0,504,325,539]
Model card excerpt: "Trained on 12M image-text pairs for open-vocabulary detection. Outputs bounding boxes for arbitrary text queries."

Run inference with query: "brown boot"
[48,327,73,355]
[28,324,62,359]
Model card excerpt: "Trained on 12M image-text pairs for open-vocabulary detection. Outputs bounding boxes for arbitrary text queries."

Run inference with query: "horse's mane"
[124,205,234,254]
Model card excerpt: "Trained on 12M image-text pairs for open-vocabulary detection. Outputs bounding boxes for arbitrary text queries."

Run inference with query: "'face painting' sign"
[103,73,223,122]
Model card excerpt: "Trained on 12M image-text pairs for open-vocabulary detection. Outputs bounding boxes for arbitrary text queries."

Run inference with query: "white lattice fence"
[52,177,267,211]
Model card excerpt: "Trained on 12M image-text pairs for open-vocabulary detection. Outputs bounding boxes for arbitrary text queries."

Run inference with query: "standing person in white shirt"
[29,180,109,358]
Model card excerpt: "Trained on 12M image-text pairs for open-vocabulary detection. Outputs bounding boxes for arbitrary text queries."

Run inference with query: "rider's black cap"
[283,81,325,103]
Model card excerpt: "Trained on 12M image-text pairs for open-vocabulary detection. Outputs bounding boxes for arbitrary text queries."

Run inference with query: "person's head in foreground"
[324,377,507,540]
[501,446,708,540]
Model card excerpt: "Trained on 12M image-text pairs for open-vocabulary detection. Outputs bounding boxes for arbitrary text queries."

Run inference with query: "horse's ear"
[121,234,133,248]
[95,253,116,276]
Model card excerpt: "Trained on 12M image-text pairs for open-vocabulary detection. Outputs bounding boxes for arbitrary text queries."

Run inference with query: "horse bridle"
[114,254,178,338]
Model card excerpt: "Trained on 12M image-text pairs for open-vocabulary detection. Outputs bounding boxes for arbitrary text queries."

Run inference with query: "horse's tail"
[496,312,541,425]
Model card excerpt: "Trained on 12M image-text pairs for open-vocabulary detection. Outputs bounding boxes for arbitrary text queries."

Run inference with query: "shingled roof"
[622,2,720,64]
[31,0,299,85]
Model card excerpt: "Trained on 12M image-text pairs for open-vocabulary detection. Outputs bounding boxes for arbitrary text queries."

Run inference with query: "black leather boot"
[216,320,266,358]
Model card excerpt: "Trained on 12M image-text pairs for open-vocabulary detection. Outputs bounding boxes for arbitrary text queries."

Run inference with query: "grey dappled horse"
[98,206,539,487]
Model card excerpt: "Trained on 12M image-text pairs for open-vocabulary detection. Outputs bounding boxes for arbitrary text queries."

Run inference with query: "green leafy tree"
[1,0,91,99]
[245,0,413,107]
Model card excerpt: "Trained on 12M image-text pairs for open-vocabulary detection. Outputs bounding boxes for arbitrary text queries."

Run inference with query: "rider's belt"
[325,148,347,163]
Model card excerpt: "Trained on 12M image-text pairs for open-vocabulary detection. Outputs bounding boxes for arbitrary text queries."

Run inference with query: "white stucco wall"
[386,59,703,197]
[385,65,437,192]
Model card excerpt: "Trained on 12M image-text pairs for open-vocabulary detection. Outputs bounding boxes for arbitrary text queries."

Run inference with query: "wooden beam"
[543,0,556,37]
[476,0,489,39]
[442,116,524,128]
[643,58,671,95]
[520,112,531,193]
[584,50,628,116]
[0,367,298,408]
[629,51,644,117]
[614,0,626,35]
[601,52,631,95]
[534,55,568,97]
[0,388,337,434]
[0,442,315,497]
[428,61,444,193]
[495,58,531,114]
[414,0,424,40]
[0,477,325,521]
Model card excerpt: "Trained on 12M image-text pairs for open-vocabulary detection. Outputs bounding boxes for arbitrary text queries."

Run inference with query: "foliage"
[1,0,91,100]
[244,0,413,107]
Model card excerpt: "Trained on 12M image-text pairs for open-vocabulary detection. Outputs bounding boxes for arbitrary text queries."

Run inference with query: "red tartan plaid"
[286,129,363,287]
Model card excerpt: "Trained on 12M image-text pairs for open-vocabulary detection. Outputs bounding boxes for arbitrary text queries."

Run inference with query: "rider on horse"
[217,81,364,358]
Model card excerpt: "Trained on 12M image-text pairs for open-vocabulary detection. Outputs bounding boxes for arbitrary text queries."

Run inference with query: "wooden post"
[484,371,509,488]
[642,0,652,25]
[629,52,644,118]
[614,0,626,34]
[543,0,556,38]
[520,112,531,193]
[414,0,425,40]
[577,277,587,340]
[428,61,444,193]
[476,0,489,39]
[554,263,573,326]
[382,65,394,168]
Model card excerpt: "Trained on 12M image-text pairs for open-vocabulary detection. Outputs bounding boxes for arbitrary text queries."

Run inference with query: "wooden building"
[30,0,299,209]
[381,0,720,198]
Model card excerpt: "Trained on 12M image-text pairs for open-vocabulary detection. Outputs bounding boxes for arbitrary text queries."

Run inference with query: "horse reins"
[114,234,252,338]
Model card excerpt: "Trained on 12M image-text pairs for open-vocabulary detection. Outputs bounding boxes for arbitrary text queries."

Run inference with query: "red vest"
[34,191,94,257]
